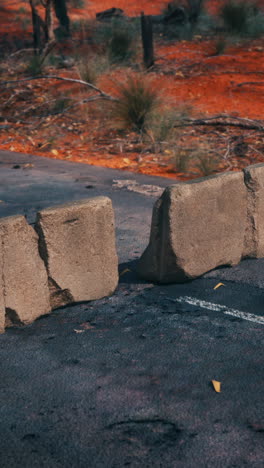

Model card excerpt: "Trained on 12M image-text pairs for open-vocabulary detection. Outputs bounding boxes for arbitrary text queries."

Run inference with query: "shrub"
[70,19,93,43]
[25,55,44,76]
[145,107,190,152]
[108,28,133,63]
[51,97,72,114]
[77,54,110,85]
[94,19,139,64]
[213,37,227,55]
[246,8,264,37]
[193,149,221,176]
[220,0,263,36]
[171,148,191,173]
[113,76,160,132]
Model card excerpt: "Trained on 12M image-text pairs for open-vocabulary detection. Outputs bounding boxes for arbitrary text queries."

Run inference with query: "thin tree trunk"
[44,0,55,43]
[52,0,70,36]
[29,0,42,54]
[141,12,154,69]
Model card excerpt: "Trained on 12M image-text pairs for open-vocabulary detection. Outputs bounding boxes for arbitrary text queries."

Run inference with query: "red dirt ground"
[0,0,263,180]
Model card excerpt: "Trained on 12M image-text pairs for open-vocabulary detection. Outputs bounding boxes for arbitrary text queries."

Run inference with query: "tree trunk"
[52,0,70,36]
[141,12,154,69]
[29,0,42,54]
[44,0,55,43]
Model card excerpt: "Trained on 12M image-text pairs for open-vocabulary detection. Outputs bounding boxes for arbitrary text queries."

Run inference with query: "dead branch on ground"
[236,81,264,87]
[175,114,264,131]
[0,75,117,101]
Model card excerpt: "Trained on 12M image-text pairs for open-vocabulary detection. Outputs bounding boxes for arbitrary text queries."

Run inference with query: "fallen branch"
[236,81,264,88]
[175,114,264,131]
[10,48,35,57]
[0,75,117,102]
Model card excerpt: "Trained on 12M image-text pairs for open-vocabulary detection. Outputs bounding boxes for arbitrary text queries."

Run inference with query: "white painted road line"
[174,296,264,325]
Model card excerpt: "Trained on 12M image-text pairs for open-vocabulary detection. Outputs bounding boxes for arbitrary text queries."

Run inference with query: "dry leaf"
[51,149,59,156]
[119,268,131,277]
[27,136,35,146]
[212,380,221,393]
[38,141,50,149]
[80,322,95,330]
[214,282,225,290]
[74,329,85,334]
[175,71,184,78]
[123,158,130,164]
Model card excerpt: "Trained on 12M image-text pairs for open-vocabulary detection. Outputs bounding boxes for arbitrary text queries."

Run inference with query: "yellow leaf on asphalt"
[214,282,225,290]
[74,329,85,334]
[212,380,221,393]
[80,322,95,330]
[119,268,131,277]
[51,149,59,156]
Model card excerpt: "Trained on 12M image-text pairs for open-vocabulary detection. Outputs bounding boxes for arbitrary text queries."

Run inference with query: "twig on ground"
[248,145,264,157]
[175,114,264,131]
[10,48,35,57]
[0,75,117,101]
[223,139,231,160]
[236,81,264,87]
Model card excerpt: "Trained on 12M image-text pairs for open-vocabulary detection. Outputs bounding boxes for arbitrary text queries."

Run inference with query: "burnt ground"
[0,150,263,467]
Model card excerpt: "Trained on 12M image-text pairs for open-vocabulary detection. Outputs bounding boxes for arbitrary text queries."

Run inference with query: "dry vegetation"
[0,0,263,180]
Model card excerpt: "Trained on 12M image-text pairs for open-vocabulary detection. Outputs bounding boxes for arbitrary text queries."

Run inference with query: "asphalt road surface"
[0,150,263,467]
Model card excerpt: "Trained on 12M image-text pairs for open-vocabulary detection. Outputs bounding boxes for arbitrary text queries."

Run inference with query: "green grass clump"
[26,55,44,76]
[193,150,221,176]
[51,97,72,114]
[145,106,190,153]
[113,76,160,132]
[108,28,134,63]
[94,19,139,64]
[77,54,110,85]
[171,148,191,173]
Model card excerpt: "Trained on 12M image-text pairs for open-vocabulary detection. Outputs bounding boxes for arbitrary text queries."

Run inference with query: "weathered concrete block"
[35,197,118,308]
[137,171,247,283]
[0,215,50,331]
[243,163,264,258]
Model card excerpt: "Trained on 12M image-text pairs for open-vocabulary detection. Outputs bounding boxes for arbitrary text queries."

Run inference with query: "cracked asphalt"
[0,150,263,467]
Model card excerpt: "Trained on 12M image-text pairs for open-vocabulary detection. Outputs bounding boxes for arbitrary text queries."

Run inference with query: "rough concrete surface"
[138,171,247,283]
[243,163,264,258]
[36,197,118,308]
[0,215,50,330]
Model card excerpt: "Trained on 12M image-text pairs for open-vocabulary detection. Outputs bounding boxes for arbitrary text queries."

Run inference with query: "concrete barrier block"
[243,163,264,258]
[137,171,247,283]
[35,197,118,308]
[0,215,50,330]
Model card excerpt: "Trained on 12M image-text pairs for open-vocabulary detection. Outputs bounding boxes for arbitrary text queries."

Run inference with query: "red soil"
[0,0,263,180]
